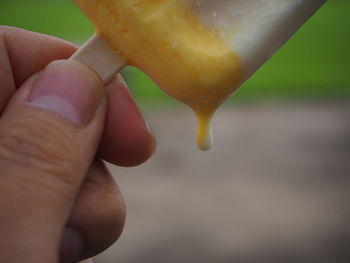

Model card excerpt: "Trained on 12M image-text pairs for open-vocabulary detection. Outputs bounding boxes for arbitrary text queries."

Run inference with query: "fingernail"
[59,227,83,263]
[27,60,104,126]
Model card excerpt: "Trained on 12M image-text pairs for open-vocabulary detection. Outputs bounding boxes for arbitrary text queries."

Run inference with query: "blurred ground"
[95,103,350,263]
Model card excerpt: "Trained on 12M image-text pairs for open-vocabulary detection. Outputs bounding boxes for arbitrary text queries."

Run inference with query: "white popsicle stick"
[70,34,126,83]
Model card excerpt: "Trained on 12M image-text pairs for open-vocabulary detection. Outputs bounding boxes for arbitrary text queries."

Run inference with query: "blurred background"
[1,0,350,262]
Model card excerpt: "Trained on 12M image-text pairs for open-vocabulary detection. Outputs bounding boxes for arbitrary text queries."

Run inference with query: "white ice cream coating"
[192,0,327,77]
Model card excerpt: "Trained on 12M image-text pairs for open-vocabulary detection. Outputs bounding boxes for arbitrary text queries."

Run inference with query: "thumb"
[0,60,106,262]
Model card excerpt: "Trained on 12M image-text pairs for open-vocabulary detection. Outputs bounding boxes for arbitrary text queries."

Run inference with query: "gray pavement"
[96,103,350,263]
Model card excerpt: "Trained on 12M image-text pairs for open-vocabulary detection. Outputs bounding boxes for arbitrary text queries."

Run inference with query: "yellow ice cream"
[74,0,245,150]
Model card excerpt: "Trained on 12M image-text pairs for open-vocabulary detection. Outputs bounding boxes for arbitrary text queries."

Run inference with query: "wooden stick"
[70,34,126,84]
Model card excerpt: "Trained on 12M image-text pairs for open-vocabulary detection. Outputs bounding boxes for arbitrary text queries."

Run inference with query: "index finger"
[0,26,77,86]
[0,26,76,112]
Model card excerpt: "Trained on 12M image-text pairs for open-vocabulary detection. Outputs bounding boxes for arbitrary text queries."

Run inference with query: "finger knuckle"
[102,186,126,239]
[0,114,80,186]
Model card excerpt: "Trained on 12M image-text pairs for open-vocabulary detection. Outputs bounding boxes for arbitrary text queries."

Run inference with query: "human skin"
[0,26,156,263]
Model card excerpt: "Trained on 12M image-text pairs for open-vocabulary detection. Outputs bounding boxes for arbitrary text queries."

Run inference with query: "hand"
[0,26,156,262]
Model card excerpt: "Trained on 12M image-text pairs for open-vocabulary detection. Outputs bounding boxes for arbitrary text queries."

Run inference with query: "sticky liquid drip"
[196,111,214,151]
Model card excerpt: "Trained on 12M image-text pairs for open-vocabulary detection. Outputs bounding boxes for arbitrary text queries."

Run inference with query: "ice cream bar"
[72,0,326,150]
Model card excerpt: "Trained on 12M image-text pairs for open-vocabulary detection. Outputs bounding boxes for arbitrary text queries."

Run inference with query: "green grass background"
[1,0,349,106]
